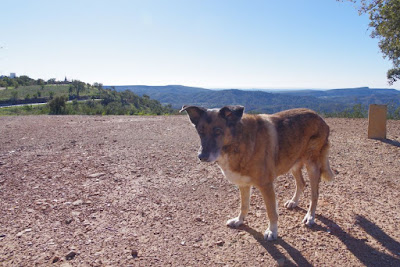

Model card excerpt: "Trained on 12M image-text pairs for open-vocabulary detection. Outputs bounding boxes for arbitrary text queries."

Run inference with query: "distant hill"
[109,85,208,96]
[105,85,400,114]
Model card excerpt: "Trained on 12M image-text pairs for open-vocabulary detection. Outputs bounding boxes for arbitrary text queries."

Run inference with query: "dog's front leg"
[226,185,251,228]
[258,182,278,241]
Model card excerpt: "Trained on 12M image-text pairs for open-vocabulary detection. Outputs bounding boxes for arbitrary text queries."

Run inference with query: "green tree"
[47,78,56,84]
[11,90,18,104]
[37,79,45,87]
[68,85,74,98]
[48,96,67,114]
[344,0,400,84]
[71,80,86,99]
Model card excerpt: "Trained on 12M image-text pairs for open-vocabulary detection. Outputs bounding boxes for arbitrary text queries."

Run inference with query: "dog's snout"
[198,153,209,162]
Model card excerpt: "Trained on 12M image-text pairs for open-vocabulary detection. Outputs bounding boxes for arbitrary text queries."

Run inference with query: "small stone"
[71,211,81,217]
[72,200,83,206]
[16,228,32,237]
[52,256,60,263]
[87,173,106,178]
[131,249,138,258]
[65,251,77,260]
[65,218,73,224]
[94,251,102,256]
[215,240,224,246]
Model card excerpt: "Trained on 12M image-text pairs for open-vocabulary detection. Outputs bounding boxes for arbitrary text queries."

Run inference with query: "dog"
[181,105,334,241]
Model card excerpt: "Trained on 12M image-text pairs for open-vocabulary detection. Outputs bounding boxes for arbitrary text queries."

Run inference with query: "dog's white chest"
[217,155,252,186]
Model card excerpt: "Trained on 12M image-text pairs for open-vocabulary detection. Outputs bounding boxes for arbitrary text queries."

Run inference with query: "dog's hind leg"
[226,185,251,228]
[303,161,321,226]
[284,162,305,209]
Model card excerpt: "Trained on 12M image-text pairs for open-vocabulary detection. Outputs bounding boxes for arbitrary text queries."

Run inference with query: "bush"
[48,96,67,114]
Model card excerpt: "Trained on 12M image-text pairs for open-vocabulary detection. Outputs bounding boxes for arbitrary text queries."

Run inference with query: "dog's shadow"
[240,208,400,266]
[240,224,312,267]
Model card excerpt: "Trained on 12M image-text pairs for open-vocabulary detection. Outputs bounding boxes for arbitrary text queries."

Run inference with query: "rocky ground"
[0,115,399,266]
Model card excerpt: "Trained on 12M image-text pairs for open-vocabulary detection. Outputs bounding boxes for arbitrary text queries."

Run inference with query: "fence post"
[368,104,387,139]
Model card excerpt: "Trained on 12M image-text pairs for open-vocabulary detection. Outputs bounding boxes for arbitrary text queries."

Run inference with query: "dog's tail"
[320,141,334,182]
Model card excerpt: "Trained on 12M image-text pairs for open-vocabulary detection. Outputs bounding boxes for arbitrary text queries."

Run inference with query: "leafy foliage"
[48,96,67,114]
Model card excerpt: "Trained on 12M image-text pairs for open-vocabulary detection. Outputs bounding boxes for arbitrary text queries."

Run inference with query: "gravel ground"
[0,115,399,266]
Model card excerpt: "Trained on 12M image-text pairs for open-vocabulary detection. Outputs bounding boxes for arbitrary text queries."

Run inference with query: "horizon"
[105,84,400,91]
[1,0,399,90]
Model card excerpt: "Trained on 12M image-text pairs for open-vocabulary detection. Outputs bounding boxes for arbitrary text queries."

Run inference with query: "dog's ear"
[219,105,244,124]
[180,105,206,126]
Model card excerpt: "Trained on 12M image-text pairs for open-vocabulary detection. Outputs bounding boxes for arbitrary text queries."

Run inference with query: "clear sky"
[1,0,398,89]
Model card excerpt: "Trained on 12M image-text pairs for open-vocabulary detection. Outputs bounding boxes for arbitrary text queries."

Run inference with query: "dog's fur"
[181,105,334,240]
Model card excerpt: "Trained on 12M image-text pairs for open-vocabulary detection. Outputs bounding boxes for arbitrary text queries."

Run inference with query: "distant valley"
[105,85,400,114]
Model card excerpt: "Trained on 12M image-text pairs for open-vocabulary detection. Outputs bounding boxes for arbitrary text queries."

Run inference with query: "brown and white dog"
[181,105,334,241]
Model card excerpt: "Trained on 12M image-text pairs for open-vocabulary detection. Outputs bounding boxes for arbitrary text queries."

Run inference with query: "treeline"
[323,103,400,120]
[47,89,175,115]
[0,75,105,89]
[0,76,176,115]
[1,75,68,88]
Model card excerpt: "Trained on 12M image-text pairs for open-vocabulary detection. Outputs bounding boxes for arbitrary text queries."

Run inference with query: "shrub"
[48,96,67,114]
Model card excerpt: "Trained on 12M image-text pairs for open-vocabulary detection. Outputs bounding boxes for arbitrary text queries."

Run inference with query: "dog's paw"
[264,228,278,241]
[226,217,244,228]
[284,200,298,209]
[302,213,315,227]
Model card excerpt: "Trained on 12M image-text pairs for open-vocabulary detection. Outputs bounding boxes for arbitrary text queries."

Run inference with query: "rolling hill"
[106,85,400,114]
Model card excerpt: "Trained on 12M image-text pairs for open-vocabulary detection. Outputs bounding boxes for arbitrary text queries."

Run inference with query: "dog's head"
[181,105,244,162]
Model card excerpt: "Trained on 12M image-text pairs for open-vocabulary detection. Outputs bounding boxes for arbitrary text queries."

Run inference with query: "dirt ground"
[0,115,399,266]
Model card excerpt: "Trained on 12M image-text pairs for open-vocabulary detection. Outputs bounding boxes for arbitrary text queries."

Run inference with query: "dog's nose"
[198,153,209,162]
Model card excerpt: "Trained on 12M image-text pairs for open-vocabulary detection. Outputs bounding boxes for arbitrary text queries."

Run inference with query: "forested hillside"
[0,76,175,115]
[108,85,400,117]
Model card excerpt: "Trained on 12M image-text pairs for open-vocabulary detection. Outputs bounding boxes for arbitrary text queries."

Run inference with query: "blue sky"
[1,0,398,89]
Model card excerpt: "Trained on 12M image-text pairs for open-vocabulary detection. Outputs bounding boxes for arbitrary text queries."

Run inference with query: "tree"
[47,78,56,84]
[11,91,18,104]
[37,79,45,87]
[344,0,400,84]
[71,80,86,99]
[48,96,67,114]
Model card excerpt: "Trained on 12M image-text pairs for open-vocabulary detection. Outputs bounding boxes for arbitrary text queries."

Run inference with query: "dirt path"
[0,115,399,266]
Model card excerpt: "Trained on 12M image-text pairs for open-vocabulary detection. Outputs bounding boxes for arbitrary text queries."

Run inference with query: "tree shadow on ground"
[242,209,400,266]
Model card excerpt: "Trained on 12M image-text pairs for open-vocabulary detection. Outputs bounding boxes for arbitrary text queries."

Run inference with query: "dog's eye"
[213,128,223,136]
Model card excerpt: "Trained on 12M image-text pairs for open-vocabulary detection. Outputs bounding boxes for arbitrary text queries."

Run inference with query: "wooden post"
[368,104,387,139]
